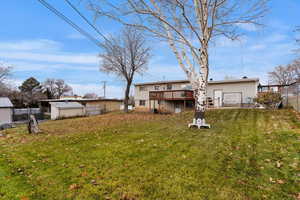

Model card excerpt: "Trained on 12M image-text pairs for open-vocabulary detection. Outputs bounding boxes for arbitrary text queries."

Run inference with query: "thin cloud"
[0,51,99,65]
[8,61,98,72]
[0,39,61,51]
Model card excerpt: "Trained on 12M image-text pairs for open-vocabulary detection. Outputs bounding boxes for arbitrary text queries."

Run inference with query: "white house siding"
[0,108,12,125]
[134,85,150,111]
[207,81,258,106]
[134,78,259,112]
[50,106,59,120]
[50,106,84,120]
[58,108,85,119]
[134,82,188,111]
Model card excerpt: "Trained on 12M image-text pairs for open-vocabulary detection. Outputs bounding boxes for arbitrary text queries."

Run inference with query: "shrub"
[254,92,282,109]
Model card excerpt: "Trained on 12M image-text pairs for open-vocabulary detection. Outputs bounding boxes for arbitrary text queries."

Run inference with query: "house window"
[167,84,172,90]
[139,86,147,91]
[154,85,160,90]
[139,100,146,106]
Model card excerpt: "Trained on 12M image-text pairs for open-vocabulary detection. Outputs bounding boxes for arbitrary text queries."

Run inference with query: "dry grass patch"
[0,109,299,200]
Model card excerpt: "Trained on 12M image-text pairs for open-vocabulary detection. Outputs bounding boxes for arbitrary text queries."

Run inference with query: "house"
[0,97,13,125]
[50,102,85,120]
[134,77,259,113]
[258,83,289,94]
[258,82,300,107]
[40,98,123,118]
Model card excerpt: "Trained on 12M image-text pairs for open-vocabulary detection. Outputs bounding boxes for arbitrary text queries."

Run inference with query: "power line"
[63,0,109,43]
[37,0,102,48]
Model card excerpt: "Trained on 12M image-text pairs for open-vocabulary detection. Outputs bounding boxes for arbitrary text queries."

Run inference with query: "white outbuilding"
[0,97,13,125]
[50,102,85,120]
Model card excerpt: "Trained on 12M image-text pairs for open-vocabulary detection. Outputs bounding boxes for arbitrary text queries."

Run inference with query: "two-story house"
[134,77,259,113]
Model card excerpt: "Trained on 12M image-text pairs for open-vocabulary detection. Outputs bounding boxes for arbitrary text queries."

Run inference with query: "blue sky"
[0,0,299,98]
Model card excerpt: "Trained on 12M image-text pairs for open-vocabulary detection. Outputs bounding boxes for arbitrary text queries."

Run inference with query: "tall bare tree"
[42,78,57,99]
[83,93,98,99]
[0,63,12,84]
[55,79,72,98]
[269,60,300,85]
[42,78,72,99]
[99,27,150,112]
[291,59,300,82]
[90,0,268,128]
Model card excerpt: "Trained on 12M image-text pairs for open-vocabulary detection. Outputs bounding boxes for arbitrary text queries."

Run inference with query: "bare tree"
[269,61,300,85]
[83,93,98,99]
[42,78,72,99]
[42,78,57,99]
[54,79,72,98]
[90,0,268,128]
[99,27,150,112]
[291,58,300,82]
[0,63,12,84]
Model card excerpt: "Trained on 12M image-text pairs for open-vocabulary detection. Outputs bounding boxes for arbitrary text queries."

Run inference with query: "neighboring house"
[258,82,300,107]
[40,98,123,118]
[258,84,289,94]
[134,77,259,113]
[50,102,85,120]
[0,97,13,125]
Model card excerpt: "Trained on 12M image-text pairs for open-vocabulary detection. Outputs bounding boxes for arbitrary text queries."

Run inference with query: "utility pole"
[101,81,106,98]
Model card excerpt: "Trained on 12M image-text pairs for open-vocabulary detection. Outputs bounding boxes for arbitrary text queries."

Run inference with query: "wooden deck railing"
[149,90,194,100]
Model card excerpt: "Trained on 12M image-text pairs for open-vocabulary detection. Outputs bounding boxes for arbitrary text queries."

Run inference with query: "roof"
[40,98,123,103]
[0,97,13,108]
[134,78,259,86]
[50,102,84,109]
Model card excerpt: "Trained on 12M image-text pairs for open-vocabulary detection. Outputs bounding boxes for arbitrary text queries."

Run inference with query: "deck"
[149,90,194,101]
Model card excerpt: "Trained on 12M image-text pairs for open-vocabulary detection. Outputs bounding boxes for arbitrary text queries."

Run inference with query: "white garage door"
[223,93,242,107]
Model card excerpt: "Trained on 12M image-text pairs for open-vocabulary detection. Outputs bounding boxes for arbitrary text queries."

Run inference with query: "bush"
[254,92,282,109]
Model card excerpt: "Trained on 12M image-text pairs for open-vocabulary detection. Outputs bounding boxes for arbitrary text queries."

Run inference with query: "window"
[167,84,172,90]
[154,85,160,90]
[139,100,146,106]
[139,86,147,91]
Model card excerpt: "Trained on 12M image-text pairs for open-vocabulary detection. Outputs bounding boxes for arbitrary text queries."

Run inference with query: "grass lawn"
[0,109,299,200]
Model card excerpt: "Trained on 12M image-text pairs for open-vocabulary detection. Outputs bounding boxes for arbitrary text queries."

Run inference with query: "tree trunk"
[194,80,207,120]
[124,82,131,113]
[27,115,41,134]
[188,47,210,128]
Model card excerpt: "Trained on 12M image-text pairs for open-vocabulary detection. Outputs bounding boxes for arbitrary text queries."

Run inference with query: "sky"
[0,0,299,98]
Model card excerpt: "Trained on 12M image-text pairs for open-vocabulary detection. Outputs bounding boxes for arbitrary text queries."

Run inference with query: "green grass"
[0,109,299,200]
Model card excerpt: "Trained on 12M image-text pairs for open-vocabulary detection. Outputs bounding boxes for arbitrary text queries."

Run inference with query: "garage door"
[223,92,242,107]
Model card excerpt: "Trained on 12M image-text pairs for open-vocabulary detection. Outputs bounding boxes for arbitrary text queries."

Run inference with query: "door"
[223,92,242,107]
[214,90,223,107]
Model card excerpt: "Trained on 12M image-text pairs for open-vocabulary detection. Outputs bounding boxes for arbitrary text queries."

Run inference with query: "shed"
[50,102,85,120]
[0,97,13,125]
[41,98,123,116]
